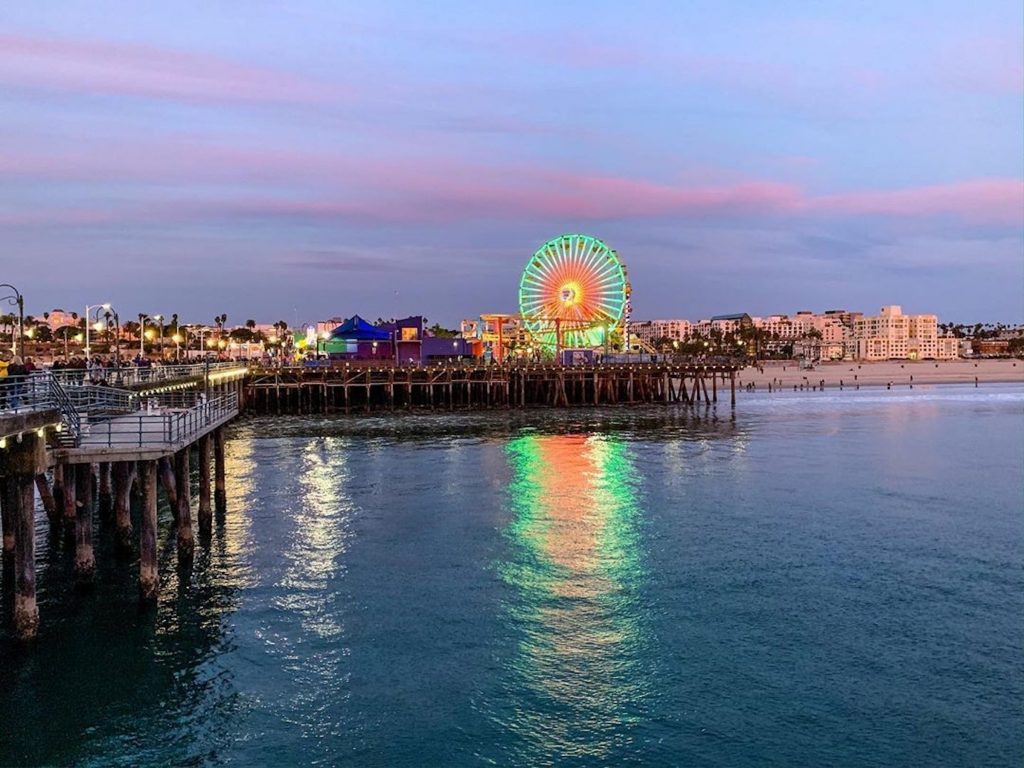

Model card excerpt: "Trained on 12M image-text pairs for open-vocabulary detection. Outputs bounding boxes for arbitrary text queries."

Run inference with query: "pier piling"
[98,462,112,517]
[139,461,159,601]
[35,473,58,526]
[113,461,133,555]
[1,477,14,555]
[213,428,226,516]
[74,463,95,583]
[2,433,45,639]
[174,450,194,561]
[158,457,178,521]
[198,435,212,536]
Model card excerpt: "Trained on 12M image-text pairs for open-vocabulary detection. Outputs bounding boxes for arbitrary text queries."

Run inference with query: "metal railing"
[0,373,80,442]
[78,391,239,449]
[0,373,63,415]
[62,383,135,413]
[46,360,245,388]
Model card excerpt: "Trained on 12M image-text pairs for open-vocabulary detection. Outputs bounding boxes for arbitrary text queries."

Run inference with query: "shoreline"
[736,359,1023,391]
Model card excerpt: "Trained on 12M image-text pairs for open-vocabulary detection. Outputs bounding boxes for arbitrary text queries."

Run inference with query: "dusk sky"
[2,1,1022,326]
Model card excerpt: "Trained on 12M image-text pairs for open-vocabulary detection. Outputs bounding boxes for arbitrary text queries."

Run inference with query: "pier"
[0,364,246,639]
[0,360,737,639]
[247,362,740,413]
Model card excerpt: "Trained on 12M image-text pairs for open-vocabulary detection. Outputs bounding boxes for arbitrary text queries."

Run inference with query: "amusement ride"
[519,233,630,355]
[463,233,634,361]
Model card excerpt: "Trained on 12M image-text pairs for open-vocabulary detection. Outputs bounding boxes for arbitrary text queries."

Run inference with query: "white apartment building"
[749,312,847,343]
[629,319,694,346]
[853,305,958,360]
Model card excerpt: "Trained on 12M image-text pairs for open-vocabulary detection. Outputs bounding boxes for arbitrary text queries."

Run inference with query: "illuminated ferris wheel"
[518,234,629,349]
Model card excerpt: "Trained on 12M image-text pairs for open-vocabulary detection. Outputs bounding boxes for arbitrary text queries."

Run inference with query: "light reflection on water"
[0,384,1019,767]
[498,434,652,763]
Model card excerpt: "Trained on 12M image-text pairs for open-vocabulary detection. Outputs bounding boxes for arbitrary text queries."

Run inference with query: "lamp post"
[138,313,148,357]
[154,314,164,360]
[84,302,111,358]
[0,284,24,357]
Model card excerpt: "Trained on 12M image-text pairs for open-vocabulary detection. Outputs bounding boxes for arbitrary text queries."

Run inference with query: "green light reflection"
[500,434,650,761]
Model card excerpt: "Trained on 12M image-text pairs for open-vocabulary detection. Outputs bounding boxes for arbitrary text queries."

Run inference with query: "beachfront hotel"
[631,306,961,361]
[853,305,959,361]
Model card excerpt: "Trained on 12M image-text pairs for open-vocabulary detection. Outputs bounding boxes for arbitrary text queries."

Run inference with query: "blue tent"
[329,315,392,341]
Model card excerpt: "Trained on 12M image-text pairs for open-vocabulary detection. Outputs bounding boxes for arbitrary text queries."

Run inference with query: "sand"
[736,358,1024,390]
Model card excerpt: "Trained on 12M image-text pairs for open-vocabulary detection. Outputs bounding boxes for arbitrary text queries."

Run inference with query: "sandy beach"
[736,358,1024,391]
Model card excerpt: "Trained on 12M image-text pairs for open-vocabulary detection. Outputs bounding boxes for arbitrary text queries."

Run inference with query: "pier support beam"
[1,476,14,555]
[52,464,65,521]
[35,473,58,527]
[139,460,159,601]
[158,457,178,521]
[213,428,226,515]
[74,463,95,583]
[174,450,194,561]
[198,436,212,536]
[62,462,76,534]
[14,472,38,639]
[1,433,46,639]
[113,461,133,555]
[98,461,113,517]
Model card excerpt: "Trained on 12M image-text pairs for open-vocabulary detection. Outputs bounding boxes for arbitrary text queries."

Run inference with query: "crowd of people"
[0,351,216,409]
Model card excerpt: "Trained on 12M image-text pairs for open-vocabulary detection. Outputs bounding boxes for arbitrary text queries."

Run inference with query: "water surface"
[1,384,1022,766]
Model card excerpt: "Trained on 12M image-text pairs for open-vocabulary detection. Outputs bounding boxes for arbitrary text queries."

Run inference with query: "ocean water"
[1,384,1022,767]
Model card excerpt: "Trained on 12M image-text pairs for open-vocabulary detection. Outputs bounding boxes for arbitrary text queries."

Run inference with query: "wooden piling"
[51,464,65,522]
[2,433,46,639]
[139,460,159,601]
[14,472,38,639]
[98,461,113,516]
[198,434,212,536]
[35,473,58,526]
[74,463,95,582]
[0,476,14,555]
[174,449,194,561]
[158,456,178,520]
[213,427,226,515]
[62,462,76,533]
[113,461,133,554]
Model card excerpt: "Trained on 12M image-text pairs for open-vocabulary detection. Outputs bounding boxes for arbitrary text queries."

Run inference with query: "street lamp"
[154,314,164,359]
[0,283,25,357]
[172,333,182,362]
[84,302,111,358]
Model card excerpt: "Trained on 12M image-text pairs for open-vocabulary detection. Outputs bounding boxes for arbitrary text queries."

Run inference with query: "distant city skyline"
[2,1,1022,324]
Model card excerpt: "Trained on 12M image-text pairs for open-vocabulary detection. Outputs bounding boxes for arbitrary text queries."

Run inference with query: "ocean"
[1,384,1021,766]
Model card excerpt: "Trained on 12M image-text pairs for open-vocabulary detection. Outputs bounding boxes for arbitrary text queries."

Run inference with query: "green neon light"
[499,435,649,757]
[518,234,628,348]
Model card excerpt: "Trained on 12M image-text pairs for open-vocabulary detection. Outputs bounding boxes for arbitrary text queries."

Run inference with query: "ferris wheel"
[518,234,629,349]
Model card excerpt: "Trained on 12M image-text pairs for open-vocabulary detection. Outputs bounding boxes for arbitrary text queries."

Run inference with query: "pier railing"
[0,372,81,443]
[77,391,240,449]
[45,361,246,388]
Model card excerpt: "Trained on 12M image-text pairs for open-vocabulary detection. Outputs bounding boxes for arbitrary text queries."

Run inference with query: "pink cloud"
[0,33,349,104]
[813,179,1024,225]
[0,138,1019,227]
[930,36,1024,95]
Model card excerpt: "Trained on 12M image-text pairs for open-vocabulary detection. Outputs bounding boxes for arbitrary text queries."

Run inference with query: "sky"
[1,1,1022,327]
